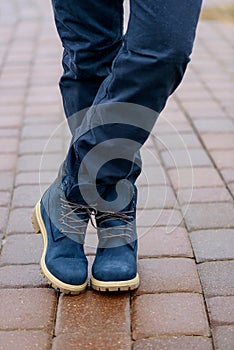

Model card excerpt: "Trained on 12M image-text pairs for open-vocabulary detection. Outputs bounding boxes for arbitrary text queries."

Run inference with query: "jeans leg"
[74,0,202,189]
[51,0,124,131]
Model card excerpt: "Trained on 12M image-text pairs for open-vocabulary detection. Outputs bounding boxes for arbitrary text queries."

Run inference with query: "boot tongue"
[66,183,102,207]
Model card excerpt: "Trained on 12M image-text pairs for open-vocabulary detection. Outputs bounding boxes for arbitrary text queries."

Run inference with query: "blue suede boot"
[32,165,93,294]
[91,185,139,292]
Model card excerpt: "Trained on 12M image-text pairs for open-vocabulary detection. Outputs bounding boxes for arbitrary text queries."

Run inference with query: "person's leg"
[32,0,124,294]
[71,0,203,291]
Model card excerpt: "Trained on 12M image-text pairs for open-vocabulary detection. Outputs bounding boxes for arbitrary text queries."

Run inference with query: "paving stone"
[0,172,14,191]
[212,326,234,350]
[161,149,212,168]
[0,154,16,171]
[0,191,11,207]
[133,336,213,350]
[12,185,44,208]
[137,209,184,228]
[0,234,42,265]
[201,133,234,150]
[132,293,210,339]
[0,265,47,288]
[177,187,232,205]
[7,208,34,234]
[0,138,18,153]
[53,332,131,350]
[207,296,234,326]
[19,138,63,155]
[221,169,234,184]
[138,226,193,258]
[211,150,234,169]
[17,154,63,172]
[136,258,201,295]
[183,203,234,231]
[168,167,223,190]
[156,133,201,150]
[141,148,161,167]
[0,208,8,232]
[136,166,170,187]
[194,119,234,133]
[0,330,51,350]
[55,291,130,335]
[15,172,55,186]
[198,261,234,297]
[21,124,61,139]
[228,182,234,196]
[190,229,234,262]
[0,289,56,330]
[138,185,177,209]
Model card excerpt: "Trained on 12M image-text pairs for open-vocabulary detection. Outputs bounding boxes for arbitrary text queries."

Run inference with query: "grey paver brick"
[138,185,177,209]
[136,258,201,295]
[190,229,234,262]
[198,261,234,297]
[168,167,223,190]
[177,187,232,205]
[194,119,234,133]
[161,149,212,168]
[201,133,234,150]
[0,234,42,265]
[0,289,57,330]
[0,172,14,191]
[207,296,234,326]
[212,326,234,350]
[182,203,234,231]
[132,293,210,339]
[133,336,213,350]
[7,208,34,234]
[211,150,234,169]
[137,209,184,228]
[138,226,193,258]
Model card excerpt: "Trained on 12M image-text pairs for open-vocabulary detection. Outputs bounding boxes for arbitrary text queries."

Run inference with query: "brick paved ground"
[0,0,234,349]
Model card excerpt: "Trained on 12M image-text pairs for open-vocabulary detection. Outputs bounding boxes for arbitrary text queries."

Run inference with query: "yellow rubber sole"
[90,273,140,292]
[32,201,88,295]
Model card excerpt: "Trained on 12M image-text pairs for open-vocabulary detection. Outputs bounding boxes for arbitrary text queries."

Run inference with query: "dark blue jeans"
[52,0,202,201]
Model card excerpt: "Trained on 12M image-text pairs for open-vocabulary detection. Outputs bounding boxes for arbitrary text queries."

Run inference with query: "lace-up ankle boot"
[91,184,139,292]
[32,165,93,294]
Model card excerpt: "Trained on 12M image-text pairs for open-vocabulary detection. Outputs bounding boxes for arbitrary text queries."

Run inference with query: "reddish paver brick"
[168,167,223,190]
[0,265,46,288]
[136,258,201,295]
[198,261,234,297]
[228,182,234,196]
[0,234,42,265]
[15,171,55,187]
[133,336,213,350]
[0,289,56,330]
[221,169,234,184]
[12,185,44,208]
[7,208,34,234]
[194,119,234,133]
[182,203,234,231]
[138,226,193,258]
[190,229,234,262]
[138,185,177,209]
[161,149,212,169]
[201,133,234,150]
[0,172,14,191]
[137,209,183,228]
[0,128,19,138]
[53,332,131,350]
[132,293,210,339]
[211,150,234,169]
[0,191,11,207]
[0,331,51,350]
[55,291,130,336]
[177,187,232,205]
[212,326,234,350]
[207,296,234,326]
[0,154,16,171]
[0,116,22,128]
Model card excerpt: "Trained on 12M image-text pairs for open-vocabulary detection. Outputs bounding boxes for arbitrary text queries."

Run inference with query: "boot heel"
[32,206,41,234]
